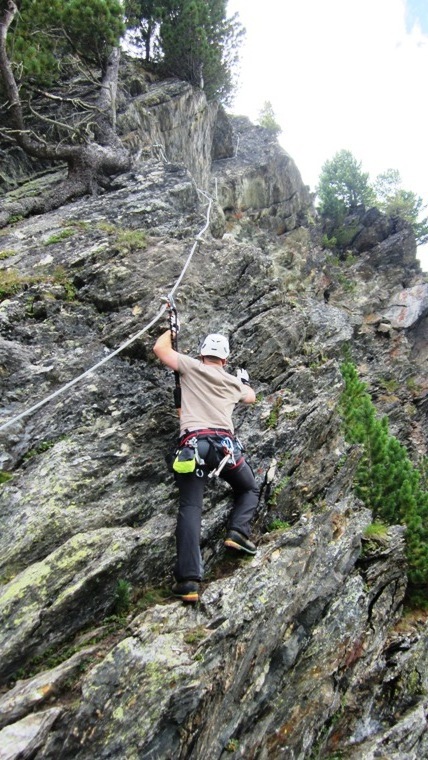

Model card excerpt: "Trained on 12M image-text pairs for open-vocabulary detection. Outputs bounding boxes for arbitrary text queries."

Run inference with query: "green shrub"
[322,223,360,253]
[257,101,282,135]
[44,228,76,245]
[267,477,290,508]
[184,626,207,645]
[135,586,171,610]
[266,396,283,429]
[0,269,30,299]
[336,273,356,293]
[340,361,428,601]
[115,228,147,252]
[317,150,375,220]
[333,224,360,249]
[267,519,290,532]
[0,250,17,260]
[114,579,132,615]
[378,377,400,393]
[97,223,147,253]
[364,522,388,538]
[406,377,422,395]
[51,266,77,301]
[23,440,58,460]
[321,234,337,250]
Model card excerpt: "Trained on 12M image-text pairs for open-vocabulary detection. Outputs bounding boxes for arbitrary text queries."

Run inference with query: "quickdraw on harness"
[207,435,236,478]
[165,294,181,415]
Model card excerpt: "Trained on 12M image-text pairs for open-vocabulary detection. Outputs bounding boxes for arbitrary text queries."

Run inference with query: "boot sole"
[224,539,256,555]
[173,592,199,603]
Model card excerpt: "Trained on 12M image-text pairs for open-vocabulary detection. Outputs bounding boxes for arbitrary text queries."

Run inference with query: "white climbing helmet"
[200,333,230,359]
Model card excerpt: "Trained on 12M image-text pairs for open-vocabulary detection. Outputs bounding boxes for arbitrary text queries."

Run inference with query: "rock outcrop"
[0,68,427,759]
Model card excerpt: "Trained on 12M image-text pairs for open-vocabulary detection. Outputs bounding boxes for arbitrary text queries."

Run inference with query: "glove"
[237,368,250,385]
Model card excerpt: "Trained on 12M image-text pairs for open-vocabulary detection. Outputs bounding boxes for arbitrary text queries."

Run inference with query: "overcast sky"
[227,0,428,269]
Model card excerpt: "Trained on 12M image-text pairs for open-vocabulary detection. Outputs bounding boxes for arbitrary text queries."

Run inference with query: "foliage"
[97,223,147,252]
[114,579,133,615]
[267,519,290,532]
[124,0,161,60]
[183,625,207,644]
[23,440,57,460]
[257,100,282,135]
[266,396,283,429]
[267,477,290,508]
[225,738,239,752]
[114,228,147,252]
[377,376,399,394]
[316,150,375,221]
[321,234,337,250]
[339,361,428,598]
[50,267,77,301]
[135,585,171,610]
[44,229,77,246]
[373,169,428,245]
[6,0,125,80]
[0,0,131,222]
[317,154,428,249]
[129,0,244,102]
[0,269,34,299]
[363,522,388,538]
[321,223,361,253]
[336,272,356,293]
[0,249,16,260]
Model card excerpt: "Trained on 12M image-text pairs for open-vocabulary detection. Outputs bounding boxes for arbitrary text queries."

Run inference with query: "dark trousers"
[174,459,259,582]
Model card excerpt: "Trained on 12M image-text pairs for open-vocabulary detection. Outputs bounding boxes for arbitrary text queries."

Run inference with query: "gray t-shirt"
[177,354,248,435]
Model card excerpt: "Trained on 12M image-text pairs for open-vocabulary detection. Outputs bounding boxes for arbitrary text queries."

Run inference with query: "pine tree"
[0,1,130,225]
[7,0,124,79]
[257,101,282,135]
[124,0,160,61]
[339,361,428,601]
[373,169,428,245]
[156,0,244,102]
[317,150,375,222]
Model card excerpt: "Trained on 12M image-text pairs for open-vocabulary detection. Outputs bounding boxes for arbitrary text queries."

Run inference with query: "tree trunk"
[0,1,131,228]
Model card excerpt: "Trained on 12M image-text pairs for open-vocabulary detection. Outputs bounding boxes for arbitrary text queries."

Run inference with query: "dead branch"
[27,103,80,135]
[0,0,131,226]
[31,88,103,114]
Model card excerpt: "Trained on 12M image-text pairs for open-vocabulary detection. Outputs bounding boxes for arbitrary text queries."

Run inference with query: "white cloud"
[228,0,428,268]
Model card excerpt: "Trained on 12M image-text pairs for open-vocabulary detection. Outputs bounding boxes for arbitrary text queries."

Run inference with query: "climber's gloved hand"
[237,368,250,385]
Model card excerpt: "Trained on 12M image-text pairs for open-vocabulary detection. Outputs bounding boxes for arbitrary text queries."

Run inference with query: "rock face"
[117,78,219,190]
[211,115,311,235]
[383,283,428,328]
[0,69,427,759]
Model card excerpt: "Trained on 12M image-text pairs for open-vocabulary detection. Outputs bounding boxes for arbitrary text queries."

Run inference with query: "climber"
[153,323,259,603]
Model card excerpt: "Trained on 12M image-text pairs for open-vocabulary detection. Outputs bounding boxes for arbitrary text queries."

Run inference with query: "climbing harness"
[172,429,243,480]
